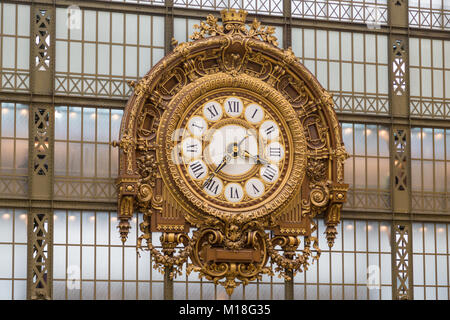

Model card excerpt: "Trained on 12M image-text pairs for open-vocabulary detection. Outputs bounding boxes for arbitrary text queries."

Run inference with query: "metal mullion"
[95,10,99,96]
[341,218,345,298]
[107,211,111,300]
[11,209,15,299]
[353,220,357,299]
[376,126,381,205]
[79,210,83,300]
[13,4,18,90]
[122,223,125,300]
[378,221,384,299]
[135,216,138,299]
[445,130,448,212]
[352,123,356,214]
[365,124,368,204]
[0,3,3,168]
[422,222,426,299]
[136,14,140,81]
[420,127,424,209]
[13,104,17,175]
[65,107,70,198]
[123,13,127,97]
[433,222,438,298]
[446,223,449,299]
[108,12,112,99]
[365,220,369,299]
[93,211,97,300]
[65,210,69,300]
[313,28,317,83]
[0,1,3,92]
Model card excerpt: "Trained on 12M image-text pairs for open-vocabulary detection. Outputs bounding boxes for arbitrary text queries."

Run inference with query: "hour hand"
[202,154,230,188]
[241,150,269,166]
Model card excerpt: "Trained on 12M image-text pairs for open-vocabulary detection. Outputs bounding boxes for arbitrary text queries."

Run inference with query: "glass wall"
[291,0,388,25]
[409,38,450,119]
[0,102,28,198]
[294,219,392,300]
[341,123,390,210]
[53,210,164,300]
[411,127,450,213]
[0,208,27,300]
[174,0,283,16]
[55,8,165,98]
[0,3,30,92]
[409,0,450,30]
[54,106,123,202]
[412,222,450,300]
[292,28,389,115]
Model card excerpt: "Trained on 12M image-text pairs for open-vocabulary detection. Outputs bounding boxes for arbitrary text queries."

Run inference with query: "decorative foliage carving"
[191,9,278,47]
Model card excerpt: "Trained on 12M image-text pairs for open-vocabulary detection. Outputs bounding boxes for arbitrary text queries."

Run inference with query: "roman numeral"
[206,105,219,118]
[251,108,258,119]
[229,186,240,199]
[227,101,240,113]
[186,144,198,153]
[262,165,277,181]
[191,122,204,130]
[269,147,281,157]
[251,183,260,194]
[204,179,219,194]
[189,161,204,179]
[265,125,275,135]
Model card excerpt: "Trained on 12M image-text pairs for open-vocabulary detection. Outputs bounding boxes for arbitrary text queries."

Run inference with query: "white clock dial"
[245,178,265,198]
[266,141,285,162]
[203,176,223,197]
[206,124,258,176]
[187,159,208,180]
[245,104,264,124]
[224,183,244,202]
[203,101,223,122]
[188,116,208,137]
[259,120,279,141]
[224,97,243,117]
[181,137,202,159]
[260,164,279,183]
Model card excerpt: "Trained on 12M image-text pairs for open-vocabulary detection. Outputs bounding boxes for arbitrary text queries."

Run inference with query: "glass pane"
[1,103,15,137]
[15,139,28,174]
[83,108,96,142]
[0,209,13,242]
[68,107,82,141]
[14,210,27,243]
[82,143,95,177]
[68,143,81,176]
[15,104,28,138]
[97,109,110,143]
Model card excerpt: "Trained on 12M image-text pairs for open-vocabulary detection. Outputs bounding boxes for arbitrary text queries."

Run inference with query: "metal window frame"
[0,0,448,300]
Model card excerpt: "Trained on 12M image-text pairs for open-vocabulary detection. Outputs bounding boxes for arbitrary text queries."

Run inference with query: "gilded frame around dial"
[156,72,307,223]
[177,90,288,204]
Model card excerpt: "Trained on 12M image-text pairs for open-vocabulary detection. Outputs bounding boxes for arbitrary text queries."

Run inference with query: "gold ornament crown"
[220,9,247,25]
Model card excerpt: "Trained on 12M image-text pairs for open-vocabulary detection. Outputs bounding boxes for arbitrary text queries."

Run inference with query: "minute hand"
[242,150,269,166]
[202,154,230,188]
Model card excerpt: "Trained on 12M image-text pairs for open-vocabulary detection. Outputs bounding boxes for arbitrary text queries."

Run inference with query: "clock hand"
[237,134,249,148]
[241,150,269,166]
[226,134,249,155]
[202,154,231,188]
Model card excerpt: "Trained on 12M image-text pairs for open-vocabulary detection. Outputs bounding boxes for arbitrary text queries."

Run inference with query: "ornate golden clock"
[115,9,349,295]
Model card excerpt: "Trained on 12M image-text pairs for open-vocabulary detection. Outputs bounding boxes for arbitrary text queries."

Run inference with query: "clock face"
[174,91,290,211]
